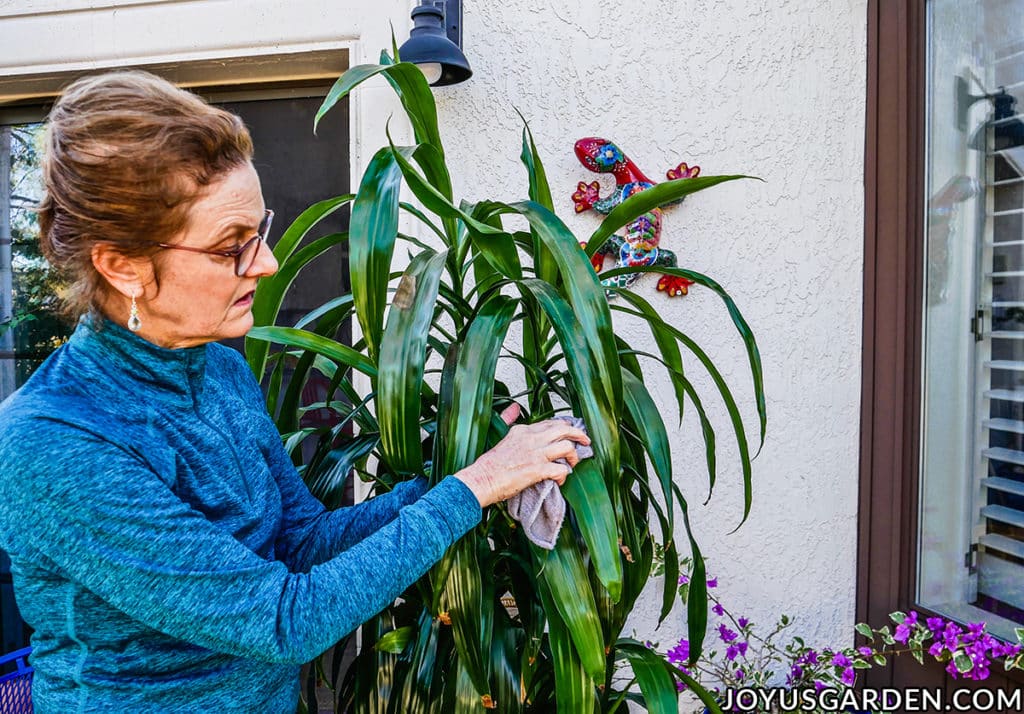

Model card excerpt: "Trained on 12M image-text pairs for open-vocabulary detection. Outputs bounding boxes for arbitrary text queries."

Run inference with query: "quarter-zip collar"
[70,312,207,406]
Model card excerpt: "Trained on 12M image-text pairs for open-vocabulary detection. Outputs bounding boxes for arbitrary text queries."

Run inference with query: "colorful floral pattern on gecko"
[571,137,700,297]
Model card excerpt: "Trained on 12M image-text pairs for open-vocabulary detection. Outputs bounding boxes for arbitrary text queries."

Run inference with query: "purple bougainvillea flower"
[738,642,748,656]
[678,574,689,585]
[738,617,750,629]
[713,603,725,616]
[666,639,690,665]
[814,680,826,692]
[926,617,944,633]
[841,666,856,686]
[905,611,919,626]
[832,652,852,668]
[718,624,738,643]
[858,646,873,657]
[726,644,739,661]
[707,577,718,588]
[735,669,744,680]
[894,623,912,644]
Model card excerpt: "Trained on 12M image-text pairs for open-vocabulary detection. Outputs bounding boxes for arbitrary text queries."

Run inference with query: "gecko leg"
[653,249,694,297]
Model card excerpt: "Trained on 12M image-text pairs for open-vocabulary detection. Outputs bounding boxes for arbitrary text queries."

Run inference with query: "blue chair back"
[0,646,32,713]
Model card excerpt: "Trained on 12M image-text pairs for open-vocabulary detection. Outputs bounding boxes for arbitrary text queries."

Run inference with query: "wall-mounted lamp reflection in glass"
[957,77,1024,151]
[398,0,472,87]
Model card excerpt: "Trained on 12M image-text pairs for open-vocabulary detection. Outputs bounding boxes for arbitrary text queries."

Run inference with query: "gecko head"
[574,137,626,173]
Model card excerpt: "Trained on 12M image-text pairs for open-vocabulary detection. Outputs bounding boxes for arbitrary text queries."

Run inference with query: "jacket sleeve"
[0,418,480,665]
[230,349,436,572]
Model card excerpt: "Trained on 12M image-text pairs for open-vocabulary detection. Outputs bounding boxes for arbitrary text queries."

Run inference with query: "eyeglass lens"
[236,211,274,276]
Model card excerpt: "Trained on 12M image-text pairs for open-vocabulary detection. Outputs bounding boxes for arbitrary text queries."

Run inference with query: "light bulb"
[416,62,443,85]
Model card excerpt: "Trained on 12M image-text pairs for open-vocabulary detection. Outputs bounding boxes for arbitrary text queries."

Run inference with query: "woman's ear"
[90,243,151,299]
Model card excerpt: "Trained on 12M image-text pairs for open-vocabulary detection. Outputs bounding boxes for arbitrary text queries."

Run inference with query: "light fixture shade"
[398,1,472,87]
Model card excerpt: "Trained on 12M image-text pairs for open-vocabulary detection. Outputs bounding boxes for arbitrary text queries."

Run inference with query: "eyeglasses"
[155,209,274,277]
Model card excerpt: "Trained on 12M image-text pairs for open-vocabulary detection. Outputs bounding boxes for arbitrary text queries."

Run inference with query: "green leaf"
[377,626,414,654]
[621,369,674,533]
[586,175,754,252]
[351,147,403,363]
[872,654,887,666]
[560,458,623,602]
[510,201,622,419]
[377,249,447,475]
[616,641,679,714]
[608,266,766,456]
[516,113,557,286]
[443,538,493,701]
[517,280,618,494]
[246,196,352,378]
[246,326,377,377]
[538,571,598,714]
[890,611,907,624]
[954,653,973,673]
[434,295,518,477]
[316,62,443,154]
[538,527,607,682]
[611,299,754,524]
[681,507,708,665]
[855,623,874,641]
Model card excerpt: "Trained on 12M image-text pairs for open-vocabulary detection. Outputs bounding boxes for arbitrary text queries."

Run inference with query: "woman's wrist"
[453,466,490,507]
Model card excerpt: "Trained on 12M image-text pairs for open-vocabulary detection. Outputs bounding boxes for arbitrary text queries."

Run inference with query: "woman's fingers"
[525,420,590,446]
[545,439,581,468]
[499,402,521,426]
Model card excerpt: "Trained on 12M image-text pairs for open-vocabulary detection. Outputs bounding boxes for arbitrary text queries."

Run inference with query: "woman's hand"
[453,403,592,507]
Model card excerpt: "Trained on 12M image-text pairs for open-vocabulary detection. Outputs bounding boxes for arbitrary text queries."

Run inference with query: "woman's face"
[136,162,279,349]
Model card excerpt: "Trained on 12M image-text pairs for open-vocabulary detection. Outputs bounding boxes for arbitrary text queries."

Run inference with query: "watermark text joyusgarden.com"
[721,685,1023,712]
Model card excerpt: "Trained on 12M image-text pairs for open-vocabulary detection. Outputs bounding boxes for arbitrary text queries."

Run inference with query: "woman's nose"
[247,241,279,278]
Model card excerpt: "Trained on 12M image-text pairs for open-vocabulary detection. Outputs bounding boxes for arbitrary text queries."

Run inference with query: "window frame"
[858,0,1024,691]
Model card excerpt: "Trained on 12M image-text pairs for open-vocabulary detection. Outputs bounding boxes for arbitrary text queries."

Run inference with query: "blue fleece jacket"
[0,315,481,713]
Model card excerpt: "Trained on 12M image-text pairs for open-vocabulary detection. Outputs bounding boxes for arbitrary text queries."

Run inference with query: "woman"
[0,71,589,712]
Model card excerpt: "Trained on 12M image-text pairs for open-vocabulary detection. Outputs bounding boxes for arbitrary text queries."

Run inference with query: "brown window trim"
[859,0,1024,696]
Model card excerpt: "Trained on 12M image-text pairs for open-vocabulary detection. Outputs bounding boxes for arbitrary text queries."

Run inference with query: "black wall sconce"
[398,0,472,87]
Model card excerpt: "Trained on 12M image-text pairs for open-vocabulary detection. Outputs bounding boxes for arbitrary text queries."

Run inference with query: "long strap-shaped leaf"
[537,568,598,714]
[315,62,443,154]
[607,269,766,455]
[536,527,606,683]
[517,279,619,493]
[559,458,622,602]
[387,142,521,281]
[351,147,403,363]
[434,294,518,476]
[516,116,558,287]
[442,537,493,706]
[246,196,352,378]
[585,175,754,253]
[610,291,755,524]
[246,326,377,378]
[615,639,681,714]
[508,201,622,417]
[377,248,447,476]
[620,369,674,536]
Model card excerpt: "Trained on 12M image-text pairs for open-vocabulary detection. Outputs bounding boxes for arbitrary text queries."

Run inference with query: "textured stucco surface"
[432,0,868,678]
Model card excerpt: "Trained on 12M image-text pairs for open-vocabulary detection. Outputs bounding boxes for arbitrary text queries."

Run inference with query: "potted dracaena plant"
[243,50,764,714]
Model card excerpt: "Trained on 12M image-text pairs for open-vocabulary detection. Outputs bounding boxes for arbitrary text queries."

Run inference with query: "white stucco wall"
[0,0,868,697]
[429,0,867,667]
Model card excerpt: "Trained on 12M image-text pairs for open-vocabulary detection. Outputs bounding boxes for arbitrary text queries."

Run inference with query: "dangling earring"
[128,293,142,332]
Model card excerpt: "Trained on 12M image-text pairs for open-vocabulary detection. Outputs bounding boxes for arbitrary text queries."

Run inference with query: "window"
[917,0,1024,641]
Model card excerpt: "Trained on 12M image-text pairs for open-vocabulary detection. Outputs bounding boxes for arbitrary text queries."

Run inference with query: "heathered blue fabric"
[0,314,481,713]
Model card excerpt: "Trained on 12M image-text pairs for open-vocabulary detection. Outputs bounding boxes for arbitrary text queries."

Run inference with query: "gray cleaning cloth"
[507,416,594,550]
